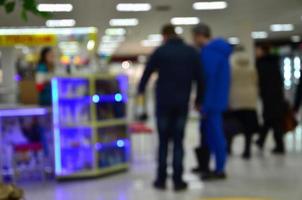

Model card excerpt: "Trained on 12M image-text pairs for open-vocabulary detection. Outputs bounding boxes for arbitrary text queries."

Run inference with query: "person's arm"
[294,74,302,112]
[192,50,205,107]
[201,49,221,112]
[137,50,159,94]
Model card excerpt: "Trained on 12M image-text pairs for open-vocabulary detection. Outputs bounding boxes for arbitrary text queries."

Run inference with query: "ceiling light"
[251,31,268,39]
[102,36,125,44]
[171,17,200,25]
[37,4,73,12]
[117,3,151,12]
[141,40,161,47]
[109,18,139,27]
[291,35,301,43]
[46,19,76,27]
[193,1,227,10]
[270,24,294,32]
[105,28,126,36]
[148,34,163,41]
[175,26,184,34]
[228,37,240,45]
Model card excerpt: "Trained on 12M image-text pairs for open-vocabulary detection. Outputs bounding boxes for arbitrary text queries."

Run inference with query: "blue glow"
[92,94,100,103]
[0,108,48,117]
[116,140,125,148]
[51,78,62,175]
[115,93,123,102]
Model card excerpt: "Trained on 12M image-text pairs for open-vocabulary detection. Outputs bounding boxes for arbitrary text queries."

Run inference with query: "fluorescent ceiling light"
[105,28,126,36]
[228,37,240,45]
[109,18,139,27]
[37,4,73,12]
[46,19,76,27]
[171,17,200,25]
[270,24,294,32]
[193,1,227,10]
[141,40,161,47]
[102,35,125,43]
[251,31,268,39]
[291,35,301,43]
[148,34,163,41]
[175,26,184,34]
[0,27,97,35]
[117,3,151,12]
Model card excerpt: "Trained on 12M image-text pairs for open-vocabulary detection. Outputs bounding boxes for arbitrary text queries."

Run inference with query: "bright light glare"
[46,19,76,27]
[122,61,131,69]
[251,31,268,39]
[228,37,240,45]
[37,4,73,12]
[193,1,227,10]
[0,27,97,35]
[175,26,184,34]
[87,40,95,50]
[110,18,139,27]
[115,93,123,102]
[270,24,294,32]
[105,28,126,36]
[171,17,200,25]
[117,3,151,12]
[292,35,301,43]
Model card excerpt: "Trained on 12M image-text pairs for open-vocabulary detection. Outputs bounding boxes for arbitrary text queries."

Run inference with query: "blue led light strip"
[51,78,62,175]
[0,108,48,117]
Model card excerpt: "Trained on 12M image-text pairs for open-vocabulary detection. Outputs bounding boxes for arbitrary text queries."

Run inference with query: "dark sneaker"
[242,152,251,160]
[191,167,201,174]
[201,171,227,181]
[174,181,188,192]
[153,180,166,190]
[272,148,285,155]
[255,140,264,151]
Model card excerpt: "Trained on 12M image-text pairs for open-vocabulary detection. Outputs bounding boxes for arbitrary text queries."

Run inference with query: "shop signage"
[0,34,57,46]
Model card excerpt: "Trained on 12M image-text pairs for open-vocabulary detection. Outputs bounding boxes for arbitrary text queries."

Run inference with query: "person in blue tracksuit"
[192,23,232,180]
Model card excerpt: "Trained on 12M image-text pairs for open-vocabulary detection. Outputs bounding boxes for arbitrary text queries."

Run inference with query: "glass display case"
[51,74,129,180]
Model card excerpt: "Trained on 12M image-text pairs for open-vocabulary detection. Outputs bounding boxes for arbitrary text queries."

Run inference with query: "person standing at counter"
[192,23,232,181]
[36,47,55,106]
[138,24,204,191]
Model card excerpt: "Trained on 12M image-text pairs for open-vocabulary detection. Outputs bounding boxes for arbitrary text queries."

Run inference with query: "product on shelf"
[52,75,130,179]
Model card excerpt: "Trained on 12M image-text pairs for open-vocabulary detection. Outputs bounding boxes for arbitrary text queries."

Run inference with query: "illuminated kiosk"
[51,74,130,180]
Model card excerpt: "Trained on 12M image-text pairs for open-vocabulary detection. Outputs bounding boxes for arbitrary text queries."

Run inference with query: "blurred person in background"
[192,23,232,181]
[255,45,286,155]
[226,46,259,160]
[137,24,204,191]
[36,47,55,106]
[294,73,302,114]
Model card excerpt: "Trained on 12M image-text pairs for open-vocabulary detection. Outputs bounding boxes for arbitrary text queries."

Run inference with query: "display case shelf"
[52,74,129,180]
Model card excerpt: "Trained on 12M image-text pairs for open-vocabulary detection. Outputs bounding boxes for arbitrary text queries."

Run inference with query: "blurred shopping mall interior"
[0,0,302,200]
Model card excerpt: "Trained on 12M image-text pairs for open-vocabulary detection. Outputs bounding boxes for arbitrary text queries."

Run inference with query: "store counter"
[0,105,53,182]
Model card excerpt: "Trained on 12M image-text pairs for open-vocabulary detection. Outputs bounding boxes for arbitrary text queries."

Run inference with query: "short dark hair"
[161,24,177,37]
[192,23,212,38]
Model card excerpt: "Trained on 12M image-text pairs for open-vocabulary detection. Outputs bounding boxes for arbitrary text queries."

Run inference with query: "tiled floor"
[23,120,302,200]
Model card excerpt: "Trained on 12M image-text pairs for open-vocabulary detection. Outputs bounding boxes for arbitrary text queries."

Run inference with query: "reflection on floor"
[23,121,302,200]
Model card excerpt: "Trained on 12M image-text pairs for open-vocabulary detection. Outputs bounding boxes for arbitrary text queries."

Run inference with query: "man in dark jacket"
[255,45,286,154]
[192,23,232,180]
[138,24,204,191]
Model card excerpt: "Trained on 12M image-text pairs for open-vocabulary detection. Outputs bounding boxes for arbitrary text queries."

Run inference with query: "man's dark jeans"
[155,106,188,184]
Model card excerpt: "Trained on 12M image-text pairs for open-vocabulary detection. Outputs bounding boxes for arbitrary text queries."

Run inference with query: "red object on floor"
[14,143,43,153]
[130,122,153,134]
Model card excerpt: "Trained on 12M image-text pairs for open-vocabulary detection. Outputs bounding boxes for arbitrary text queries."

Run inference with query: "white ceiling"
[0,0,302,55]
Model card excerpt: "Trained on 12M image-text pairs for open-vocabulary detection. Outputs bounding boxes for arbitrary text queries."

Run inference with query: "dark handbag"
[282,102,298,133]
